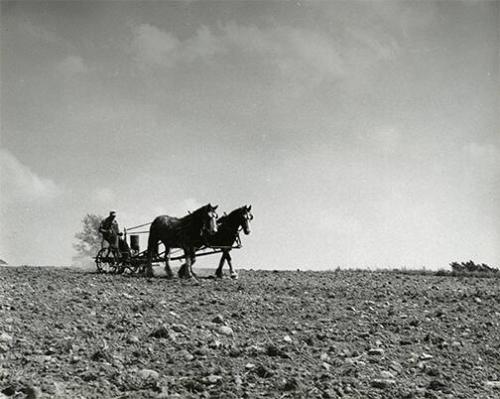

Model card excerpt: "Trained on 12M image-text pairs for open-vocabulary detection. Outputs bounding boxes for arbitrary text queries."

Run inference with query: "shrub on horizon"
[450,260,498,274]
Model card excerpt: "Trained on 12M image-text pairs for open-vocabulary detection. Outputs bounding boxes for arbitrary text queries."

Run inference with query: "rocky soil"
[1,266,500,399]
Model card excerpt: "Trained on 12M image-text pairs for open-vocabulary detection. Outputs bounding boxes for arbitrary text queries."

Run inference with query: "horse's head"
[240,205,253,235]
[201,203,219,236]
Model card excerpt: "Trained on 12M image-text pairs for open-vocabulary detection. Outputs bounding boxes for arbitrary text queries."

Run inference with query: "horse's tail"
[147,230,158,258]
[144,220,159,276]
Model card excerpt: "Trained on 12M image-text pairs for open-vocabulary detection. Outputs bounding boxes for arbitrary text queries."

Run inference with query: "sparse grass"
[293,266,500,279]
[377,267,500,279]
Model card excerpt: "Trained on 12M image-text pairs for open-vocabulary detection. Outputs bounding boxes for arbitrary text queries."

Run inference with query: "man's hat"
[109,211,116,216]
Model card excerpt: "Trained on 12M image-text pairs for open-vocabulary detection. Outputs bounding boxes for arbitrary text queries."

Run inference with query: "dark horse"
[145,203,219,278]
[180,205,253,279]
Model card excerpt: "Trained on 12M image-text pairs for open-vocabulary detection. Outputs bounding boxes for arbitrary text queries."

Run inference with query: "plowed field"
[1,267,499,398]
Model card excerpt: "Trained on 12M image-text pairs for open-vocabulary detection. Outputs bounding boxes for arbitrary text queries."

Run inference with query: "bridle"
[200,210,219,240]
[239,210,253,234]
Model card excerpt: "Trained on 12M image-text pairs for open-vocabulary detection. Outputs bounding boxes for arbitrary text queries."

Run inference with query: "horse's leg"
[181,248,195,279]
[215,251,227,278]
[163,245,173,279]
[177,251,189,278]
[226,251,238,279]
[146,251,154,277]
[145,235,156,277]
[178,262,187,278]
[190,251,198,278]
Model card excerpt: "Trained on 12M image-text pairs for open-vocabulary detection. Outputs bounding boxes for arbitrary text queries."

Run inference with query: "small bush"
[450,260,498,274]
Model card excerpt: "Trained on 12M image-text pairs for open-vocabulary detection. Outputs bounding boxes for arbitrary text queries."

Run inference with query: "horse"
[145,203,219,278]
[211,205,253,279]
[179,205,253,279]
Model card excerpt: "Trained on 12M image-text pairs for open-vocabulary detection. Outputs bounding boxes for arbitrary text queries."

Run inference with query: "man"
[99,211,120,250]
[99,211,131,269]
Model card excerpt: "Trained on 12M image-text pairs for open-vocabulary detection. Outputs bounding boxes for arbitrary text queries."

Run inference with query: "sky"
[0,0,498,269]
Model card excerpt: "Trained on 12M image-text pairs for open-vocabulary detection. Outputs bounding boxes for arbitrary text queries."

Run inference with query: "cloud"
[374,126,401,154]
[56,55,89,78]
[146,199,202,219]
[92,188,115,203]
[131,24,181,68]
[129,20,402,87]
[130,22,345,83]
[223,23,345,83]
[20,20,62,45]
[184,25,225,62]
[464,142,499,163]
[180,198,203,213]
[0,148,61,204]
[398,2,437,37]
[463,142,500,174]
[355,125,401,155]
[346,27,399,61]
[131,24,223,69]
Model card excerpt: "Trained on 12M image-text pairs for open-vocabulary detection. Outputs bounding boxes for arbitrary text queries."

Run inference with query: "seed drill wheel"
[95,247,120,274]
[117,249,140,274]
